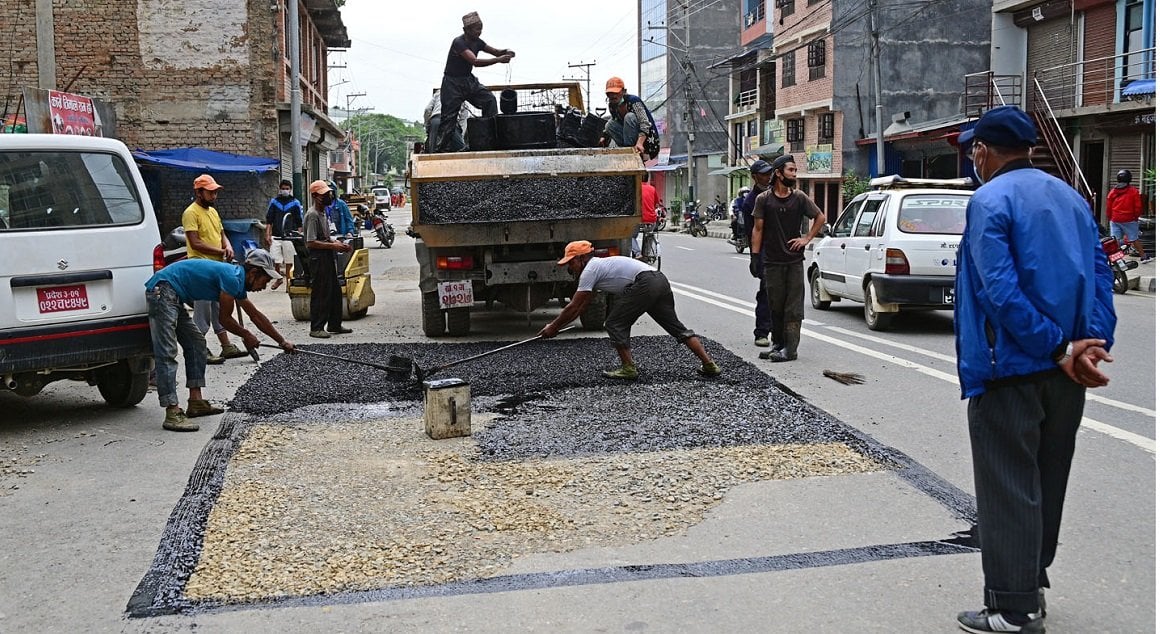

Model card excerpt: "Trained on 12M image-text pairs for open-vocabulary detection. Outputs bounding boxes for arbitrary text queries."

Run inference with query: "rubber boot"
[768,321,800,362]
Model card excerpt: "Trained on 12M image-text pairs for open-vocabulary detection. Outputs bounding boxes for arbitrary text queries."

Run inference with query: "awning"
[709,34,774,69]
[1123,79,1155,97]
[647,163,684,172]
[751,143,783,157]
[132,147,280,172]
[707,165,749,176]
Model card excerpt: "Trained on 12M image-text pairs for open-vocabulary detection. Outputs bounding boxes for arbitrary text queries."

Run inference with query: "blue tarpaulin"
[1122,79,1155,97]
[132,147,279,172]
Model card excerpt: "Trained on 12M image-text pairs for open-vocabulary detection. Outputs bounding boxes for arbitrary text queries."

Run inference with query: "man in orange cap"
[539,240,721,379]
[183,174,248,363]
[434,11,515,152]
[303,179,353,338]
[600,77,659,161]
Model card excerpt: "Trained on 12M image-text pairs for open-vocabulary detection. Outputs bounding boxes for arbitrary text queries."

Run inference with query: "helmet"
[1117,169,1132,184]
[739,187,751,194]
[327,180,338,191]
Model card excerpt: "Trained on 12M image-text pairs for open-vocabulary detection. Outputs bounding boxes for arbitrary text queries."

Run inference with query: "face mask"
[971,145,987,184]
[279,189,291,197]
[780,175,796,188]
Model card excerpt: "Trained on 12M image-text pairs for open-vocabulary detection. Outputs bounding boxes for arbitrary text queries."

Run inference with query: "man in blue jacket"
[953,105,1116,634]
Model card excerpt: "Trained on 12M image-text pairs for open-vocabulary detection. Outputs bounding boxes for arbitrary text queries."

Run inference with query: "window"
[830,198,863,237]
[896,194,970,234]
[807,40,826,80]
[781,52,796,88]
[1123,1,1145,82]
[733,122,746,160]
[787,118,805,152]
[854,199,884,237]
[818,112,834,142]
[0,151,144,231]
[777,0,795,18]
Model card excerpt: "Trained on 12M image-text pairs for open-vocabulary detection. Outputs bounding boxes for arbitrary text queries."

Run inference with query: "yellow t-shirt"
[182,202,225,261]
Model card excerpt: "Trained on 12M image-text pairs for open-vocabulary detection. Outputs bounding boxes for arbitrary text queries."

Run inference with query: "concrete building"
[0,0,349,232]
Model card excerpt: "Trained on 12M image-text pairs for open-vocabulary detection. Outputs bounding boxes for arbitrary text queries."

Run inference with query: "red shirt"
[641,182,660,223]
[1107,185,1142,223]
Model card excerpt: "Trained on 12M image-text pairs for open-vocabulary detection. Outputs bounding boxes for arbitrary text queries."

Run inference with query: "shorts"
[271,238,297,265]
[1111,220,1140,243]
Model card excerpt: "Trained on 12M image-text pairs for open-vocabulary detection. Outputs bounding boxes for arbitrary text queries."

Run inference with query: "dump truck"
[409,83,644,337]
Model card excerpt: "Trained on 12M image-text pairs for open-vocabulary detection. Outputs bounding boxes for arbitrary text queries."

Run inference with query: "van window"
[897,194,969,234]
[0,150,144,231]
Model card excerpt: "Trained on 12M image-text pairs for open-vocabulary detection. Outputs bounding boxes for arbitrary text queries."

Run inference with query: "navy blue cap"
[750,159,773,174]
[958,105,1037,148]
[771,154,795,171]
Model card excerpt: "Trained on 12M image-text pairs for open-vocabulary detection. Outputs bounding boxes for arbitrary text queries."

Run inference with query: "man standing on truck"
[539,241,721,379]
[264,178,303,290]
[304,180,353,339]
[145,249,295,432]
[749,155,826,363]
[601,77,660,161]
[183,174,249,363]
[434,11,515,153]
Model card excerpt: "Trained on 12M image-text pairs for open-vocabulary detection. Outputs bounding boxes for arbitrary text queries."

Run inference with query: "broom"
[823,369,865,385]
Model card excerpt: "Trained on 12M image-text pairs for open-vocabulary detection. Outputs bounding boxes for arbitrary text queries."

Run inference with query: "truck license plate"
[943,287,955,304]
[438,281,474,310]
[37,284,90,313]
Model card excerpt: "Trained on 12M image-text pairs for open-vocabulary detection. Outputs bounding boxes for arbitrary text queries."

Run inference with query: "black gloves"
[749,252,763,278]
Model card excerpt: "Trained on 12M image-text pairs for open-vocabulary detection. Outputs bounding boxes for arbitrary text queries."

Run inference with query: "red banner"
[47,90,96,136]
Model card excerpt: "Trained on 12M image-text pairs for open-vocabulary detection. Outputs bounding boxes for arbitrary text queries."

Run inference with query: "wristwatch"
[1053,340,1073,366]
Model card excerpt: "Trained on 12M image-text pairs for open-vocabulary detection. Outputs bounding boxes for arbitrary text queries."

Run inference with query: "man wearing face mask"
[749,155,826,362]
[600,77,659,161]
[264,179,303,289]
[953,105,1116,634]
[304,180,353,339]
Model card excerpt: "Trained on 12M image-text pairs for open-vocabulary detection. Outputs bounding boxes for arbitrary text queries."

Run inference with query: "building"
[0,0,349,232]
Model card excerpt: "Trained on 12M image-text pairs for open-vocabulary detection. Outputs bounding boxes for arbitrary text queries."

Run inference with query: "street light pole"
[683,1,696,214]
[289,0,303,200]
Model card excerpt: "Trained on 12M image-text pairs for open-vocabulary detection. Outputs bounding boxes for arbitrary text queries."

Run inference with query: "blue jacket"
[328,198,356,236]
[954,163,1116,398]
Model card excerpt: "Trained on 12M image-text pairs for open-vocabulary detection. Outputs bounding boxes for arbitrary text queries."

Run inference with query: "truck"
[409,83,644,336]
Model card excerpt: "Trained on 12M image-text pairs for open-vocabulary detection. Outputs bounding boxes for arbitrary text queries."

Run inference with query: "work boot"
[309,330,331,339]
[206,352,225,365]
[697,361,722,378]
[162,408,199,432]
[220,343,249,359]
[754,336,770,347]
[186,399,224,418]
[601,364,639,380]
[768,321,801,363]
[327,326,354,334]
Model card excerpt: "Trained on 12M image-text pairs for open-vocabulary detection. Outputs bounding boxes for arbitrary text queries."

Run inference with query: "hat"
[244,248,282,280]
[462,11,481,27]
[193,174,222,191]
[605,77,625,93]
[750,160,773,175]
[957,105,1037,148]
[557,240,594,265]
[771,154,795,171]
[308,179,331,196]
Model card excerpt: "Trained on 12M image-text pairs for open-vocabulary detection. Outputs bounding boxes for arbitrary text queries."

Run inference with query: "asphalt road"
[0,211,1154,632]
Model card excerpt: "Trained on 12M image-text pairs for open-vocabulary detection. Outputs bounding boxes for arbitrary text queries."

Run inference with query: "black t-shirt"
[444,35,486,77]
[753,189,821,263]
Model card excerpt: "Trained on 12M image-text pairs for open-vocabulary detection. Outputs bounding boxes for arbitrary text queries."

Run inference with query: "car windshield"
[372,188,389,196]
[896,194,968,235]
[0,150,144,231]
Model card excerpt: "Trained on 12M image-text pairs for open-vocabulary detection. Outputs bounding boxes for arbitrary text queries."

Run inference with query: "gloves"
[749,252,763,279]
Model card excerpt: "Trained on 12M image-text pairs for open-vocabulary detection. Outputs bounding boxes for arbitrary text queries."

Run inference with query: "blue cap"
[958,105,1037,148]
[750,159,773,174]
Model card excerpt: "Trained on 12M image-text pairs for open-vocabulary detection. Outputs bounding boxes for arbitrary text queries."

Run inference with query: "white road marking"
[676,246,695,251]
[671,282,1156,454]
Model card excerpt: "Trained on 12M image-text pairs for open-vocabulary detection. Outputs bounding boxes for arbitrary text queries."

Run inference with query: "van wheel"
[446,307,470,336]
[421,291,446,337]
[863,285,894,331]
[810,269,831,310]
[290,295,311,321]
[97,360,149,408]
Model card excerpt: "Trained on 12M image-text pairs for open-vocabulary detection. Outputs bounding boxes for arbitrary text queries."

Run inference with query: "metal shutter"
[1027,16,1077,80]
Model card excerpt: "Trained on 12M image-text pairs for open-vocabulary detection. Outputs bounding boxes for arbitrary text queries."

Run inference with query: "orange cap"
[605,77,625,92]
[308,179,331,196]
[193,174,222,191]
[557,240,594,265]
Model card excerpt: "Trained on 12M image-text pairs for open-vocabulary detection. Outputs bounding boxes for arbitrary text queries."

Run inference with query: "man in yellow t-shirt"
[182,174,247,362]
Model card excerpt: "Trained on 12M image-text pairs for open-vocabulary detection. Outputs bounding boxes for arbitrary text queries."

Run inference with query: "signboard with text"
[48,90,96,136]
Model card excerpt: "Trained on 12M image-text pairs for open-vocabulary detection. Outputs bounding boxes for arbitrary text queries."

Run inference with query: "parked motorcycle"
[706,195,727,221]
[1102,235,1138,294]
[372,210,396,248]
[682,205,708,238]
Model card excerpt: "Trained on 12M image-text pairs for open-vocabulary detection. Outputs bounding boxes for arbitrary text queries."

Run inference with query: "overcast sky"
[332,1,642,123]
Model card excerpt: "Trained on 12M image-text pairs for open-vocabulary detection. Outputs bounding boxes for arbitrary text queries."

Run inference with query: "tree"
[345,113,425,176]
[841,169,870,203]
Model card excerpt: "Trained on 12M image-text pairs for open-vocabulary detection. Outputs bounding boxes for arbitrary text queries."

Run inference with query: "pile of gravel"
[416,176,635,224]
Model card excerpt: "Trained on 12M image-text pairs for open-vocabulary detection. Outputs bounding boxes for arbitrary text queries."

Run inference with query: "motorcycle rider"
[730,186,751,243]
[1107,169,1148,262]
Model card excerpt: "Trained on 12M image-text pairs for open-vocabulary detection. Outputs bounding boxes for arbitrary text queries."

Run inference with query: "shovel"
[258,343,414,380]
[391,325,577,383]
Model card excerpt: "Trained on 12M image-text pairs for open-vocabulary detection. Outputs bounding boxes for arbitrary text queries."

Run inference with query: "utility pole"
[870,0,885,176]
[35,0,56,90]
[683,1,696,212]
[289,0,303,200]
[564,61,596,110]
[345,93,366,188]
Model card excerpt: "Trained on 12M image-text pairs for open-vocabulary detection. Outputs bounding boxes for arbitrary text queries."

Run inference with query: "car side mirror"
[822,223,832,237]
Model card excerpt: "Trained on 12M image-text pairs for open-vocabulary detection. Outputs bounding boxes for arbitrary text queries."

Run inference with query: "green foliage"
[346,113,425,177]
[841,169,870,201]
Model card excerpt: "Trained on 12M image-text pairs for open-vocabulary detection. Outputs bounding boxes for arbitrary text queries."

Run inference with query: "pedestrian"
[434,11,514,152]
[741,161,775,348]
[953,104,1117,634]
[327,181,357,238]
[1107,169,1148,261]
[600,77,660,161]
[264,178,303,289]
[182,174,248,363]
[145,249,295,432]
[749,155,825,361]
[632,172,661,257]
[424,88,471,152]
[538,240,721,379]
[304,180,353,339]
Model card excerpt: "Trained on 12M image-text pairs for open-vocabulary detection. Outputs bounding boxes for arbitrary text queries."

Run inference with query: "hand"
[1062,338,1112,388]
[241,331,260,351]
[786,237,810,252]
[223,244,235,261]
[503,49,516,58]
[337,241,352,253]
[749,253,763,278]
[499,54,513,63]
[538,323,559,339]
[280,340,296,353]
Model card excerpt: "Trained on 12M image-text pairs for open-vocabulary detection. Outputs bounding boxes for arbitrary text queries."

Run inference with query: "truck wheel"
[422,291,446,337]
[290,295,310,321]
[97,360,149,408]
[580,293,607,330]
[446,307,471,336]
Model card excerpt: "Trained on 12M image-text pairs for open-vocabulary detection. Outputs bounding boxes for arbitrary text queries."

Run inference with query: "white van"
[0,134,161,406]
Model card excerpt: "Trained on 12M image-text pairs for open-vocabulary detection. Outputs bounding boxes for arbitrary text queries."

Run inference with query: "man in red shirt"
[1107,169,1148,261]
[641,173,660,224]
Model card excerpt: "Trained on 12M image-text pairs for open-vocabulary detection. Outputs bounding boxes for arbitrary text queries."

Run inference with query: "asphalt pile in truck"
[416,175,635,224]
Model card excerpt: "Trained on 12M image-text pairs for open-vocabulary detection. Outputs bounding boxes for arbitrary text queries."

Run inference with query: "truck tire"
[97,360,149,408]
[446,307,471,336]
[422,291,446,337]
[580,293,607,330]
[290,295,310,321]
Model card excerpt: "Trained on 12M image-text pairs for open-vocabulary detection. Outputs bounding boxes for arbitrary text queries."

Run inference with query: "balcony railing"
[964,71,1023,117]
[736,88,758,111]
[1036,48,1156,112]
